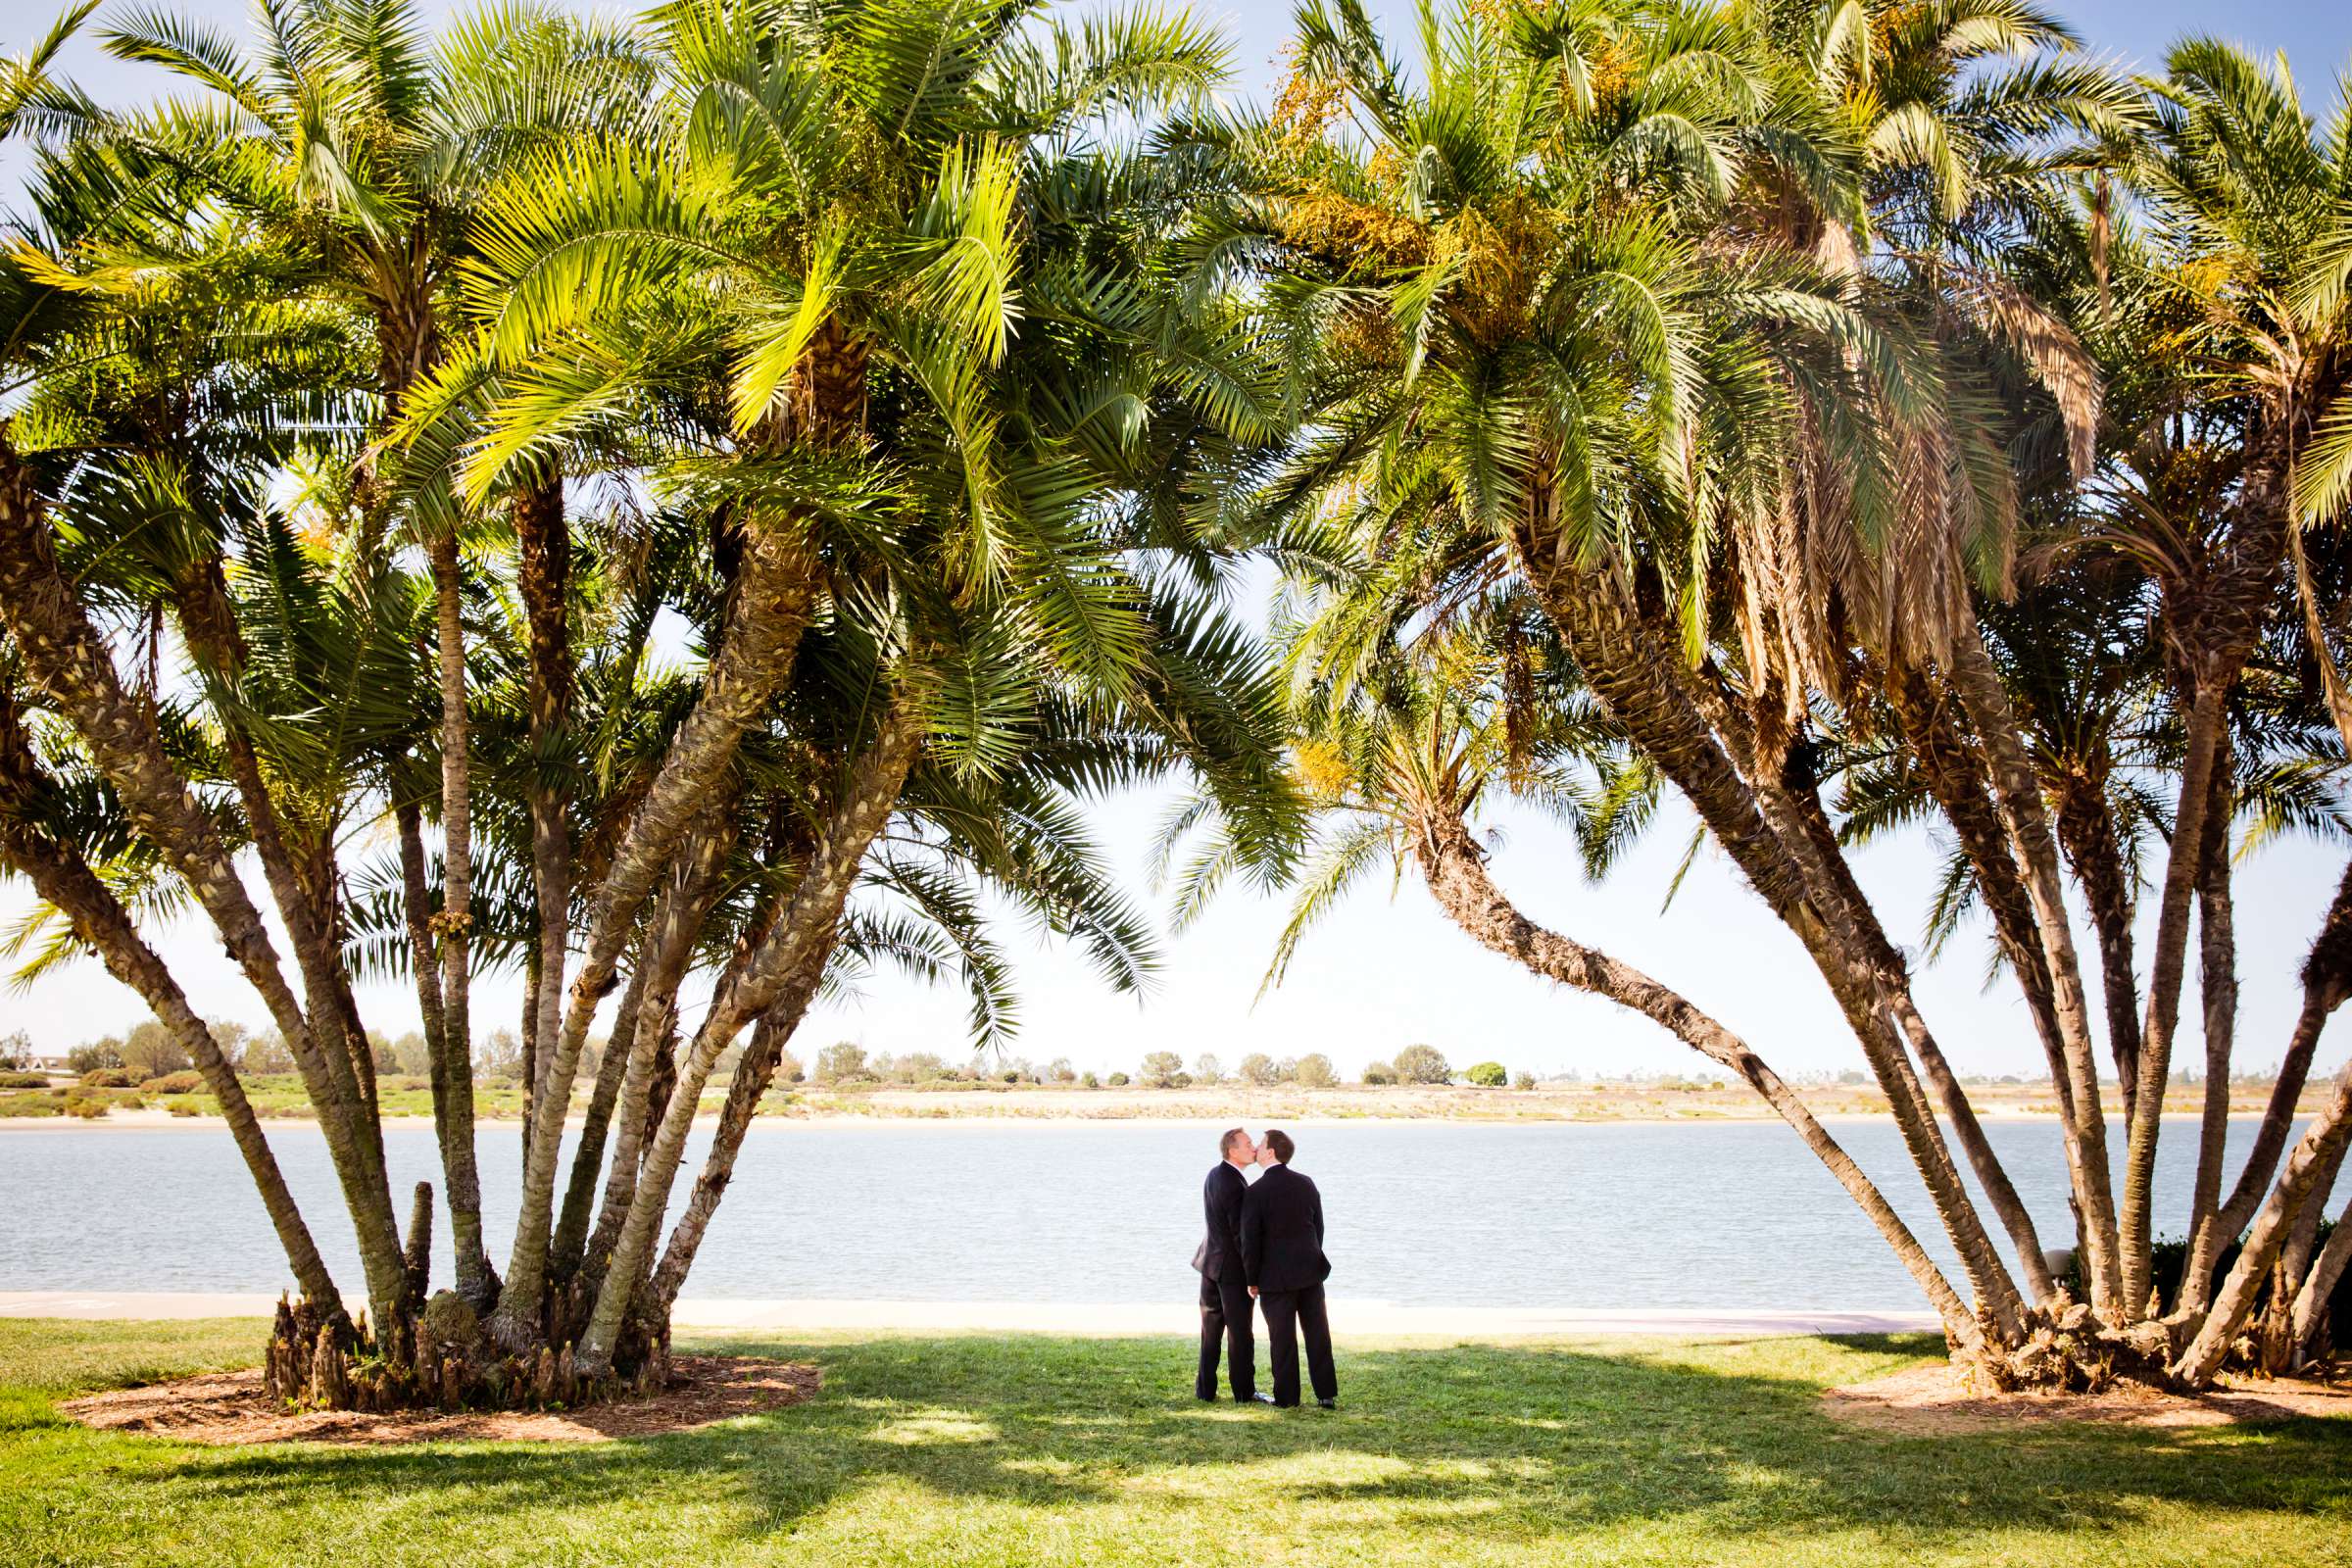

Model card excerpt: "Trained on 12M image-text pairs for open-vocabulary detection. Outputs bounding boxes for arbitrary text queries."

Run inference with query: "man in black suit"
[1240,1127,1337,1408]
[1193,1126,1266,1402]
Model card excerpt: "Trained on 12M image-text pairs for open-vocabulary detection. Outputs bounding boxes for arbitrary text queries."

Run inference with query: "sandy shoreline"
[0,1290,1939,1339]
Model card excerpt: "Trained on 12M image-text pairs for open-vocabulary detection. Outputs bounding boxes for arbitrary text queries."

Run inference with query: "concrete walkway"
[0,1291,1936,1338]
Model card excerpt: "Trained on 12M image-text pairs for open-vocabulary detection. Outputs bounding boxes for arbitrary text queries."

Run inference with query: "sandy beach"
[0,1290,1939,1338]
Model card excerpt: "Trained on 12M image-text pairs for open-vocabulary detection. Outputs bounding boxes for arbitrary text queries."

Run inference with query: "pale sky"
[2,0,2349,1088]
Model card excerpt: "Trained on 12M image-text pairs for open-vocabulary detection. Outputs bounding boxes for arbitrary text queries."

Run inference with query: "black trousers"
[1258,1282,1336,1407]
[1197,1269,1256,1400]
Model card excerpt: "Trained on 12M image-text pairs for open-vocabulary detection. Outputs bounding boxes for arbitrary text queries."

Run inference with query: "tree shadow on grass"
[134,1332,2352,1558]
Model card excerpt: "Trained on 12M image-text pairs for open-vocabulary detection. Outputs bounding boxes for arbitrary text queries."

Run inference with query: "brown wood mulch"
[60,1354,822,1446]
[1821,1361,2352,1436]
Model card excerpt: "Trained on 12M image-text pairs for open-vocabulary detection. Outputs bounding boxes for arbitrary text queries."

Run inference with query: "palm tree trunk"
[1887,666,2077,1113]
[1945,625,2124,1312]
[1514,535,2025,1335]
[2216,862,2352,1239]
[0,726,344,1317]
[1414,813,1985,1350]
[396,799,451,1069]
[581,814,739,1277]
[2121,680,2230,1315]
[2180,755,2240,1312]
[1765,744,2051,1303]
[2289,1190,2352,1359]
[425,528,495,1308]
[651,960,830,1312]
[514,477,574,1185]
[551,951,646,1280]
[493,522,818,1348]
[175,564,381,1116]
[521,950,542,1109]
[2054,780,2142,1114]
[577,704,924,1375]
[2173,1052,2352,1385]
[0,447,407,1331]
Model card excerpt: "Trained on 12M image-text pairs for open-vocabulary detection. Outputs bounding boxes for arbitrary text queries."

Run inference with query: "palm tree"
[0,0,1298,1404]
[1208,0,2346,1388]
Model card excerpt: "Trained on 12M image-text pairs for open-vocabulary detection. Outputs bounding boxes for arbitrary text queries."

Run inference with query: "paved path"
[0,1291,1936,1338]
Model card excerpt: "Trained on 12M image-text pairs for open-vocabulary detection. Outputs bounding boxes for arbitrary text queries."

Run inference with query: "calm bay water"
[0,1117,2340,1309]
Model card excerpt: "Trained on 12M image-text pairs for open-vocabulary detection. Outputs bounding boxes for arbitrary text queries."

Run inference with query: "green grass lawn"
[1,1318,2345,1566]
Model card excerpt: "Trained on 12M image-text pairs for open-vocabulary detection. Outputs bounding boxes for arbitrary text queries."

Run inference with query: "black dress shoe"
[1317,1398,1338,1409]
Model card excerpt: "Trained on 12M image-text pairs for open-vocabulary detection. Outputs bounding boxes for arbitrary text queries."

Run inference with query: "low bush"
[1294,1054,1337,1089]
[2063,1226,2349,1350]
[1514,1071,1536,1090]
[1392,1044,1452,1084]
[1080,1071,1100,1088]
[1361,1060,1397,1085]
[168,1100,204,1117]
[0,1089,64,1116]
[67,1096,109,1119]
[0,1070,49,1089]
[79,1067,139,1088]
[1465,1061,1508,1088]
[1106,1071,1130,1087]
[143,1070,205,1095]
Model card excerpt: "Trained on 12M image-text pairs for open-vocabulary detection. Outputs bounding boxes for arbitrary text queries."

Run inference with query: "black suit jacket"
[1193,1161,1249,1281]
[1240,1163,1331,1294]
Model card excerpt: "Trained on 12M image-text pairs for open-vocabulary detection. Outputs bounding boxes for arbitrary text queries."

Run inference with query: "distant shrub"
[1238,1053,1279,1086]
[1168,1071,1194,1088]
[0,1030,30,1070]
[0,1070,48,1089]
[1080,1071,1100,1088]
[1106,1071,1131,1087]
[1139,1051,1184,1088]
[1047,1058,1076,1084]
[120,1019,190,1079]
[143,1070,204,1095]
[1194,1054,1223,1084]
[815,1042,870,1084]
[168,1100,204,1117]
[67,1039,123,1074]
[1465,1061,1508,1088]
[68,1096,109,1118]
[79,1067,137,1089]
[1361,1060,1397,1085]
[388,1031,433,1076]
[1393,1044,1452,1084]
[1294,1054,1337,1089]
[1514,1071,1536,1090]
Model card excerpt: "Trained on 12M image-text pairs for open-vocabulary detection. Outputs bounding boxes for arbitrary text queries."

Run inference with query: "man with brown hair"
[1240,1127,1337,1408]
[1193,1126,1267,1402]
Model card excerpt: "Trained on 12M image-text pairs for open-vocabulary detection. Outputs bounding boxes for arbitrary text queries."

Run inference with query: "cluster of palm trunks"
[262,1293,673,1412]
[261,1184,671,1411]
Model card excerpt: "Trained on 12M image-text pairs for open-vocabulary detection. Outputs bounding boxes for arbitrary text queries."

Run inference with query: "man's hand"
[1248,1287,1258,1298]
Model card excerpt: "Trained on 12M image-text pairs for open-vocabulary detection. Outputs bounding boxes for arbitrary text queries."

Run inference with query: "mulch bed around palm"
[60,1354,822,1446]
[1822,1360,2352,1435]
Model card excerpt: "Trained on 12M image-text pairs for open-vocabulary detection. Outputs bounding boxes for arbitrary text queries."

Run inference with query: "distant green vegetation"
[2,1317,2346,1567]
